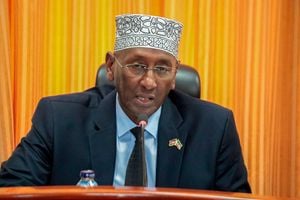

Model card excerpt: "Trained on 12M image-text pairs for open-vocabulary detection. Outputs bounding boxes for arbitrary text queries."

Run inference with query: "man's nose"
[140,70,157,89]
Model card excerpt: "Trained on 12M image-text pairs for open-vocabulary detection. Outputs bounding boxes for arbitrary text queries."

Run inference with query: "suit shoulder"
[41,87,104,108]
[169,90,232,116]
[168,90,235,136]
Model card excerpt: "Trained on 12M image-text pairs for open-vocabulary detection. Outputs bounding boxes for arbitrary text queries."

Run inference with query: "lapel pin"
[168,138,183,150]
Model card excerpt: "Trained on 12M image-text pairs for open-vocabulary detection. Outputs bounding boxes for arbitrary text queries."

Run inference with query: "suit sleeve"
[215,111,251,193]
[0,98,54,186]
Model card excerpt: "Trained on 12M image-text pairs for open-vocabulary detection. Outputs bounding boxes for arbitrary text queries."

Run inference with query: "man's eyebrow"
[122,53,174,67]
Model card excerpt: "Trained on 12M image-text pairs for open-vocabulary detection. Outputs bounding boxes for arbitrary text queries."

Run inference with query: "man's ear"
[106,52,115,81]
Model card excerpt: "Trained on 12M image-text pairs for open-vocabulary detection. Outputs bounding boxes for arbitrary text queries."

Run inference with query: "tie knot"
[131,126,141,139]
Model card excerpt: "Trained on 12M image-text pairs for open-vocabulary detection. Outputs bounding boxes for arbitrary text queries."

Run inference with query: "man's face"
[106,48,178,124]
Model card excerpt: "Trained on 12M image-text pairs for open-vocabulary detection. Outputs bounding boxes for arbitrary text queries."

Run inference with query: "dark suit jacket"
[0,87,251,192]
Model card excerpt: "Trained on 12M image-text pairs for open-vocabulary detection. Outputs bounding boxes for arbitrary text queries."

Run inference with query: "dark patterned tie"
[125,126,147,186]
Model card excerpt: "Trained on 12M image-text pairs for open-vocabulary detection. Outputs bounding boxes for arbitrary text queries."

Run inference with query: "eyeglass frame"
[113,56,178,79]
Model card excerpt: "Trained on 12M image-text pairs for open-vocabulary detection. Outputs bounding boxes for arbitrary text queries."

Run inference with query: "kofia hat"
[114,14,183,59]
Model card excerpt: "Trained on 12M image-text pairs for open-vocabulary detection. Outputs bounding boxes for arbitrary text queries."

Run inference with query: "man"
[0,14,251,192]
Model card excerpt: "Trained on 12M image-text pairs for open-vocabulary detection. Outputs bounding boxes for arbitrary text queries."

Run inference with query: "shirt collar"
[115,93,161,139]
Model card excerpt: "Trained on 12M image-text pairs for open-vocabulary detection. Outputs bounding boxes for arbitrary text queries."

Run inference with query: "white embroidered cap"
[114,14,183,59]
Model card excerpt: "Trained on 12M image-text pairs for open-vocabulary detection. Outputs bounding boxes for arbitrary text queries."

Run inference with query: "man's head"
[106,14,183,124]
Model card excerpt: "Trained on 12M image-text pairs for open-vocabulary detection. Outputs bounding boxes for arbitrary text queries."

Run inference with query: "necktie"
[125,126,147,186]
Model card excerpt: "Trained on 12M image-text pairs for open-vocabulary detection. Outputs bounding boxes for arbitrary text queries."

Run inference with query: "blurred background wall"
[0,0,299,197]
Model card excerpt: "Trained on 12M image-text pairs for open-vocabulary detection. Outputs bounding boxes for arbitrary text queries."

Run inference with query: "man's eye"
[134,64,146,69]
[155,66,170,73]
[131,64,146,69]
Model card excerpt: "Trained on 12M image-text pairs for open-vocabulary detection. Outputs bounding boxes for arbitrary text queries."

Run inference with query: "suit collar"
[156,96,187,187]
[88,90,117,185]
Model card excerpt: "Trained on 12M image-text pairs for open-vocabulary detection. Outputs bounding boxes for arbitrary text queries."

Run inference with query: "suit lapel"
[156,97,187,187]
[88,91,117,185]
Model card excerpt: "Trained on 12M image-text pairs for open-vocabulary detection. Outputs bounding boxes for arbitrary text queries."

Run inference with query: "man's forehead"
[116,48,177,63]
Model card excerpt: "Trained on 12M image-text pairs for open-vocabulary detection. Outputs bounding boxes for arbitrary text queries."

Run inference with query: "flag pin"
[168,138,183,150]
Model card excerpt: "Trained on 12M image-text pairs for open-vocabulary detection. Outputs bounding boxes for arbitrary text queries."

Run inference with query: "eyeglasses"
[114,56,177,79]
